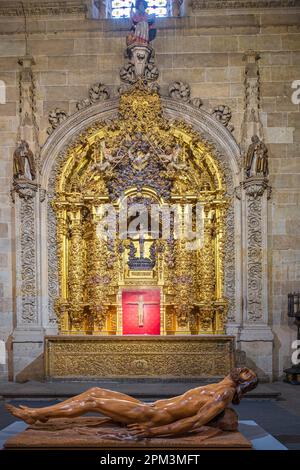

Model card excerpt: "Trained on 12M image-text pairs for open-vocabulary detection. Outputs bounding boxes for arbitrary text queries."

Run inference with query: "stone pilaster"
[12,55,44,377]
[240,176,273,380]
[12,181,43,377]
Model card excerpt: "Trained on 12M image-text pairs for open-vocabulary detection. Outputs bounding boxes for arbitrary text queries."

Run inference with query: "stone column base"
[239,326,274,381]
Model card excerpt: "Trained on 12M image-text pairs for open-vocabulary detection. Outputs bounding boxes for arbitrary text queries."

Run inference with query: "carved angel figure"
[13,140,36,181]
[160,145,187,171]
[92,141,115,172]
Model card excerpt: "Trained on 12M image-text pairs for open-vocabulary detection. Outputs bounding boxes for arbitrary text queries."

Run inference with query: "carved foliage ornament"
[212,105,234,132]
[19,196,38,324]
[168,81,203,109]
[246,195,263,322]
[47,108,68,135]
[242,177,270,323]
[76,82,110,110]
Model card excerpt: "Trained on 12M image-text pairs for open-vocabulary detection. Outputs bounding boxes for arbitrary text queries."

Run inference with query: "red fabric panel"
[122,290,160,335]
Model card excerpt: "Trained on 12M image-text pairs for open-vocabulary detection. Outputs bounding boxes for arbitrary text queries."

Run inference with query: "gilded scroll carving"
[68,210,84,329]
[47,150,68,326]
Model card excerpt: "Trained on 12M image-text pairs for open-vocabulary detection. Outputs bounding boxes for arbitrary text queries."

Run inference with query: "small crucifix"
[126,294,159,328]
[137,295,144,327]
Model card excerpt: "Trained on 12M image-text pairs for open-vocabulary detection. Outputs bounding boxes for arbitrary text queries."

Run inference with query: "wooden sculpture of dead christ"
[6,367,257,439]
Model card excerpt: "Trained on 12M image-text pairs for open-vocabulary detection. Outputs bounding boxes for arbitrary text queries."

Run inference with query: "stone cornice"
[192,0,300,9]
[0,1,86,17]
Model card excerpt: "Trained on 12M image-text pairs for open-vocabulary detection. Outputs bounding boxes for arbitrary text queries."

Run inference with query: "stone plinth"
[4,417,252,450]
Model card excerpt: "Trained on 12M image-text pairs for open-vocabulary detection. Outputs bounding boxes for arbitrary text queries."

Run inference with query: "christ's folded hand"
[127,423,152,438]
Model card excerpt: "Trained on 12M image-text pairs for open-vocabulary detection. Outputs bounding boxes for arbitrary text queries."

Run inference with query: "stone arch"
[39,97,243,331]
[41,98,241,189]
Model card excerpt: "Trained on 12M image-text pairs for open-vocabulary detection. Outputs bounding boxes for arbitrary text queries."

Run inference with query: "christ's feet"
[5,403,46,425]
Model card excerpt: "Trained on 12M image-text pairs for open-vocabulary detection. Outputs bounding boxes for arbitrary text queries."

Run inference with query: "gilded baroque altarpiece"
[52,83,228,336]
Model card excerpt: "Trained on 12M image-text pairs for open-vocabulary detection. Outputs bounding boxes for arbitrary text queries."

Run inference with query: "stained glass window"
[111,0,169,18]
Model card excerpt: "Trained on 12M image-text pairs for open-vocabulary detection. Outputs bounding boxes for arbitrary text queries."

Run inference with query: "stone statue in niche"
[245,135,269,178]
[127,0,156,46]
[13,140,36,181]
[6,368,257,439]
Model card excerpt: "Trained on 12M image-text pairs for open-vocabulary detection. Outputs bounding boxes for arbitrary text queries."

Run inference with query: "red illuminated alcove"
[122,289,160,335]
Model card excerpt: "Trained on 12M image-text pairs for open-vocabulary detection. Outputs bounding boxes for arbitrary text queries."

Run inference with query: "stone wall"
[0,1,299,379]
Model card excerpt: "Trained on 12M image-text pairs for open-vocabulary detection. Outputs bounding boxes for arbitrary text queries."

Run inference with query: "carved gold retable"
[52,82,228,338]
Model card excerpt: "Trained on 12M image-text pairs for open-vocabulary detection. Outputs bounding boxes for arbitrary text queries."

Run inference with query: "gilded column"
[173,239,194,333]
[199,206,215,333]
[215,203,228,333]
[53,202,68,332]
[68,206,84,331]
[86,206,110,332]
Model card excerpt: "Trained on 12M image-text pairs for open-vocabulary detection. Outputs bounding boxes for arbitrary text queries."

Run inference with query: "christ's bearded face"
[230,367,258,404]
[239,368,255,384]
